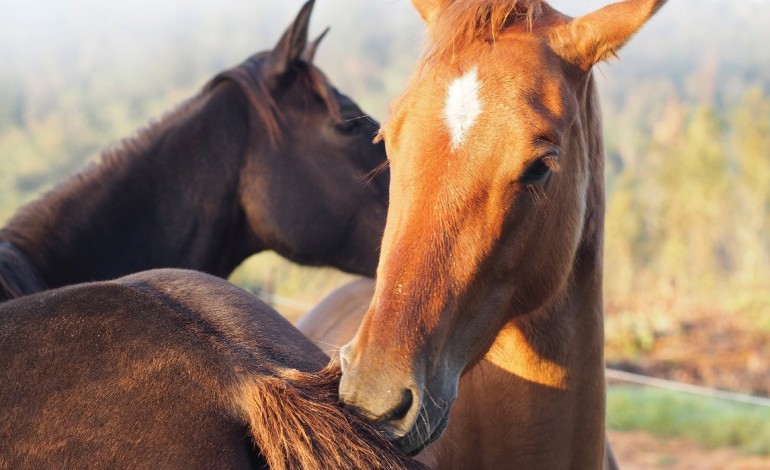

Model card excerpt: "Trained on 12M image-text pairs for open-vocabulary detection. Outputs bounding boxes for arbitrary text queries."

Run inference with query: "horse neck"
[421,73,608,470]
[1,82,257,289]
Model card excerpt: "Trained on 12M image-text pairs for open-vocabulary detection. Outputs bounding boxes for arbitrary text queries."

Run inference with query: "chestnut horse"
[0,269,423,469]
[0,0,387,301]
[314,0,667,468]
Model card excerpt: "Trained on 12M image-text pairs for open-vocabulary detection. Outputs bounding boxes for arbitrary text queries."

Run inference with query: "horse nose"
[338,356,420,439]
[378,388,414,423]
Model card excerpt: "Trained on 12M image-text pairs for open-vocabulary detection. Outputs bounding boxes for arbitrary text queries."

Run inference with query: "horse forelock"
[426,0,544,62]
[205,54,341,150]
[384,0,546,145]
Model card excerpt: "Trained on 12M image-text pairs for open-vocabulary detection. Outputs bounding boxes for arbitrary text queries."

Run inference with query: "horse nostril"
[380,388,414,424]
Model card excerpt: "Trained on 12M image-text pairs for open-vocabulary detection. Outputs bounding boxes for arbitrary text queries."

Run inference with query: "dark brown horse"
[335,0,667,468]
[0,0,387,301]
[0,269,422,469]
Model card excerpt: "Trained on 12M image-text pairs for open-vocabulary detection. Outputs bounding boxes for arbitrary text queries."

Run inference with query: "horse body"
[295,277,374,353]
[301,267,611,468]
[0,269,420,470]
[0,0,388,300]
[327,1,667,468]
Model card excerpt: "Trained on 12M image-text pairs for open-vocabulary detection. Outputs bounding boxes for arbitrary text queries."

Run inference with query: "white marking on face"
[444,68,482,151]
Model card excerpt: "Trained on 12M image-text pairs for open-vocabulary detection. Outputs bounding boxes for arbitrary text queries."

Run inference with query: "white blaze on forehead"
[443,68,482,151]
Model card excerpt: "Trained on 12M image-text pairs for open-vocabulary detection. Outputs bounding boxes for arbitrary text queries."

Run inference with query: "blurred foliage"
[0,0,768,324]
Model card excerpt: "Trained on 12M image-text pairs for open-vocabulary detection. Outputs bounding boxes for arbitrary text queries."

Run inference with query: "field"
[2,0,769,465]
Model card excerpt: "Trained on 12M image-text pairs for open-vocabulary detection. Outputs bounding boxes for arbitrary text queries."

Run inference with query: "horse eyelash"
[359,159,390,187]
[543,154,561,172]
[534,136,563,153]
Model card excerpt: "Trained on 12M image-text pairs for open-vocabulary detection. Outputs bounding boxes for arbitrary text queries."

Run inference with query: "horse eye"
[520,155,557,185]
[335,119,361,135]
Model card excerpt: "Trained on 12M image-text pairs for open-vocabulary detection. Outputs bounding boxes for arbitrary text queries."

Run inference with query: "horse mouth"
[395,406,451,457]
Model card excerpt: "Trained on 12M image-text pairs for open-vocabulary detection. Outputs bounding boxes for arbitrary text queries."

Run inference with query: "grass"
[607,385,770,455]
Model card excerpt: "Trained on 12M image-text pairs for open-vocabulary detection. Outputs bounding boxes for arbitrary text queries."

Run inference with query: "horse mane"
[0,242,48,301]
[234,360,425,470]
[95,52,342,183]
[426,0,544,60]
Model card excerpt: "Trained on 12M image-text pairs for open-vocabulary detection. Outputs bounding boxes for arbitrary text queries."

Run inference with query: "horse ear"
[301,27,329,64]
[411,0,450,22]
[551,0,667,70]
[268,0,315,75]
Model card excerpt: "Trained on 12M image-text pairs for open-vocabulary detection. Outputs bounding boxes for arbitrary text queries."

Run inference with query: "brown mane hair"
[69,51,342,191]
[0,242,47,301]
[427,0,543,60]
[237,361,424,470]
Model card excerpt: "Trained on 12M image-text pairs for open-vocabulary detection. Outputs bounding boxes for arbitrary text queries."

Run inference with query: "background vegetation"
[2,0,769,456]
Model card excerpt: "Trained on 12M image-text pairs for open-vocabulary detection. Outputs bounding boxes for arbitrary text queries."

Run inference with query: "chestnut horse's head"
[339,0,667,454]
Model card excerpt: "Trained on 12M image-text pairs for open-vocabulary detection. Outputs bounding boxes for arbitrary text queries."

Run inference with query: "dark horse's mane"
[32,51,341,202]
[0,243,47,301]
[0,52,340,302]
[89,51,341,184]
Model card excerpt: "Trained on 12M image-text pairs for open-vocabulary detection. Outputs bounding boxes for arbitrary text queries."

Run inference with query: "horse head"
[211,0,388,276]
[338,0,667,454]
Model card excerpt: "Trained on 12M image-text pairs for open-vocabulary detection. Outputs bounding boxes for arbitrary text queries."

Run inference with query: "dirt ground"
[610,431,770,470]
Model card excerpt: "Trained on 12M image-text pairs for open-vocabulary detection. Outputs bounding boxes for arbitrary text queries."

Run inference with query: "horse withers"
[333,0,668,468]
[0,0,387,301]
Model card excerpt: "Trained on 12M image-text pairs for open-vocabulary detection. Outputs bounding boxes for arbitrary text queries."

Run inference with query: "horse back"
[0,269,327,469]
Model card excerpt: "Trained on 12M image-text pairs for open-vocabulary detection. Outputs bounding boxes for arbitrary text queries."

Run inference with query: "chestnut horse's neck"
[420,72,608,470]
[0,81,258,290]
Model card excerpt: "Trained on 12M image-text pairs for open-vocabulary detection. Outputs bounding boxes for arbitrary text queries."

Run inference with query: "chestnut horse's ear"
[301,27,329,64]
[268,0,314,75]
[411,0,450,22]
[551,0,668,70]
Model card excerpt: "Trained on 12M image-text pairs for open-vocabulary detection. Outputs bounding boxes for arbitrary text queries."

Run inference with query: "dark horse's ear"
[267,0,315,76]
[301,27,329,63]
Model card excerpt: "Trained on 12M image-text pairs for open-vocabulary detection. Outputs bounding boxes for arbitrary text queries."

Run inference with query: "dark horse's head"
[205,0,388,276]
[0,0,387,300]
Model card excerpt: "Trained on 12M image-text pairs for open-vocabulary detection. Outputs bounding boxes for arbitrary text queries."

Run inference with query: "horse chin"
[393,405,451,457]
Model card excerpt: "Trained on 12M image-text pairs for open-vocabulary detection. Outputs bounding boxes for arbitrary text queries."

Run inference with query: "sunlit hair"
[426,0,543,61]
